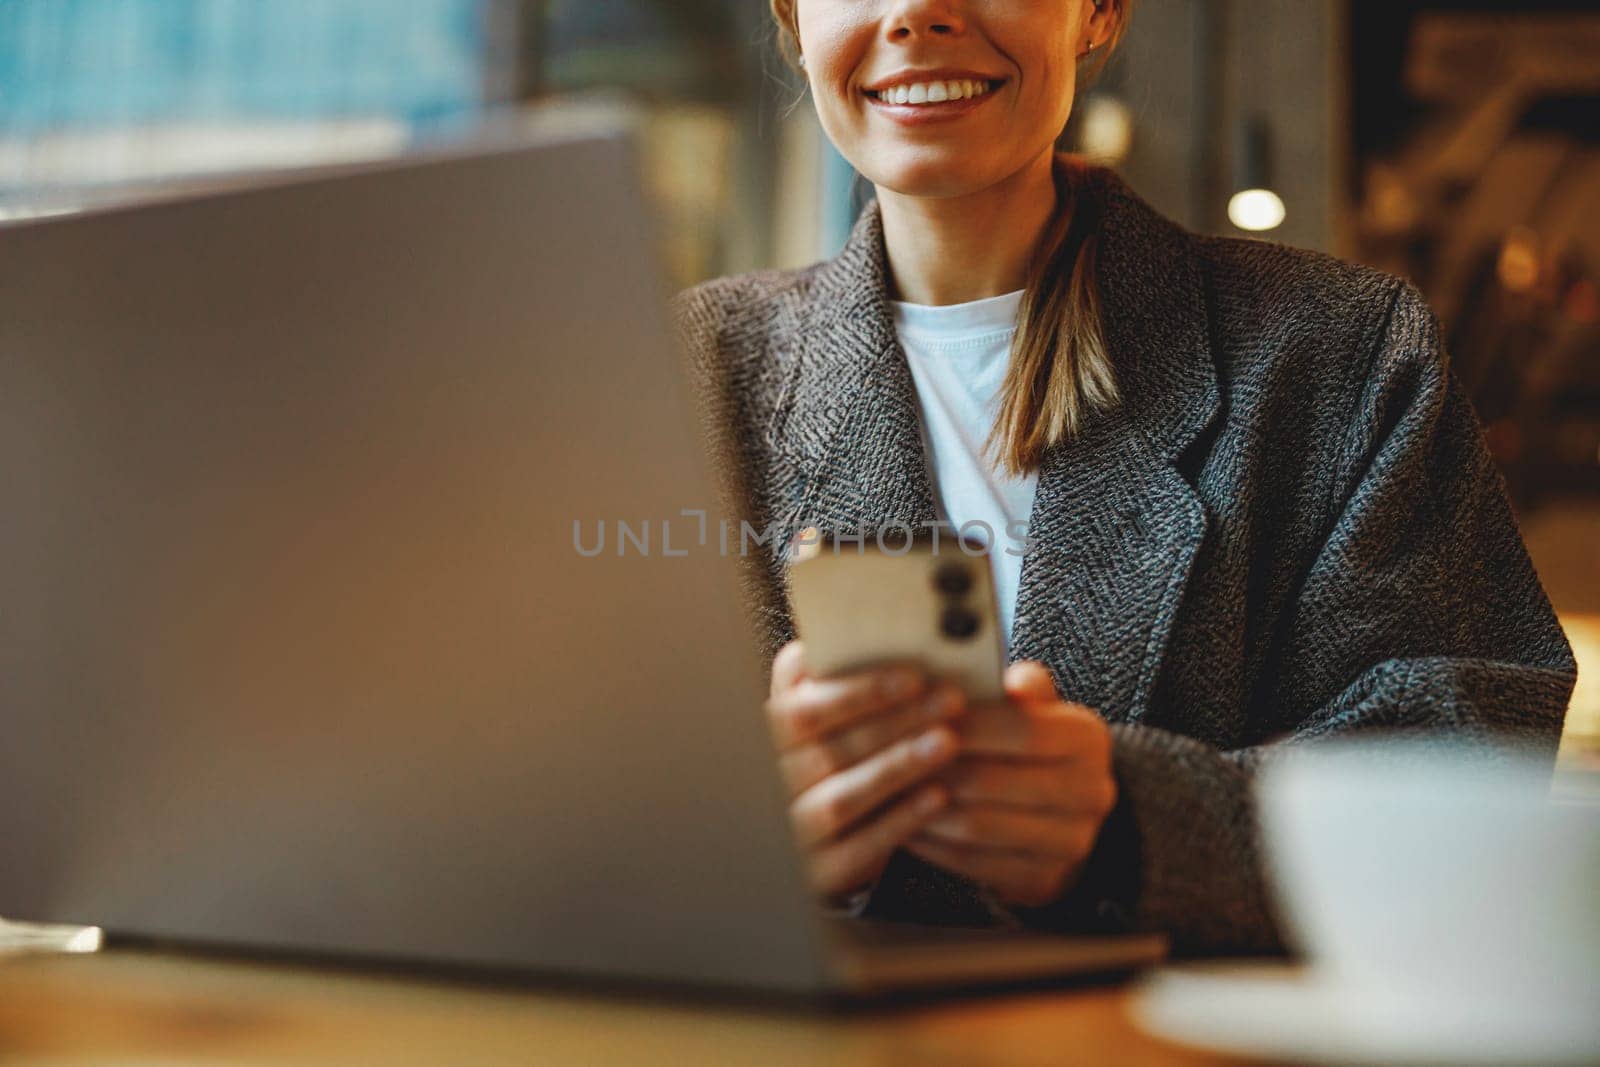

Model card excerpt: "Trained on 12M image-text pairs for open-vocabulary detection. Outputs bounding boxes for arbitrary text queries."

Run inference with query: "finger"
[770,641,810,697]
[790,726,959,846]
[779,684,965,797]
[807,785,947,898]
[956,701,1110,759]
[1004,660,1059,703]
[940,758,1117,815]
[905,835,1074,909]
[918,803,1101,861]
[765,666,926,749]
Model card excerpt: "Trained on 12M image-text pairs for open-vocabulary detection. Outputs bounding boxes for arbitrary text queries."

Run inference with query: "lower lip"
[864,85,1004,126]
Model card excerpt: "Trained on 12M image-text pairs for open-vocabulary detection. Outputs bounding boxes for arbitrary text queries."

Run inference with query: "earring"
[798,54,807,69]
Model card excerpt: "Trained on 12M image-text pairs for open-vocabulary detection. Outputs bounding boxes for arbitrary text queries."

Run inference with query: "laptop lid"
[0,124,828,993]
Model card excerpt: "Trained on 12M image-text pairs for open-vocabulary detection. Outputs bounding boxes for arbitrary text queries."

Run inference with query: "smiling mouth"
[864,78,1005,106]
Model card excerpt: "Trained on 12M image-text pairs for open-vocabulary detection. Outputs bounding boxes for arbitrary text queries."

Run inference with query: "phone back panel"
[787,540,1006,702]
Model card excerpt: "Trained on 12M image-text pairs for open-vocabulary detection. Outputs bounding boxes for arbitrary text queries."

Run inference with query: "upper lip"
[863,68,1006,93]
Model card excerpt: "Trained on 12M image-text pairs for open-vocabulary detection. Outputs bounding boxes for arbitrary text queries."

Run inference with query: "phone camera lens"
[933,562,973,597]
[940,606,981,641]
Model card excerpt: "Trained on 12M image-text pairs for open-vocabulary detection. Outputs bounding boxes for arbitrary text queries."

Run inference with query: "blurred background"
[2,0,1596,769]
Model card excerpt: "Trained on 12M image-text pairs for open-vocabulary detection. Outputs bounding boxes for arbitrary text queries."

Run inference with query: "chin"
[861,150,1000,200]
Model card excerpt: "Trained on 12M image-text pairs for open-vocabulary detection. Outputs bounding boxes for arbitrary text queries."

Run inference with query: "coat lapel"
[773,165,1219,723]
[768,203,939,537]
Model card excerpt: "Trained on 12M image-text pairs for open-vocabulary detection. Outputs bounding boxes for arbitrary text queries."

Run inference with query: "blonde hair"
[769,1,1135,475]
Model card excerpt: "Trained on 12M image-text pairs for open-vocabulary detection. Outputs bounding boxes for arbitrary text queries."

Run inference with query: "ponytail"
[987,154,1121,475]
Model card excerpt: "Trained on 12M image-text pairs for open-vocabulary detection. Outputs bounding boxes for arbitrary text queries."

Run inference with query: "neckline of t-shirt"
[890,288,1025,344]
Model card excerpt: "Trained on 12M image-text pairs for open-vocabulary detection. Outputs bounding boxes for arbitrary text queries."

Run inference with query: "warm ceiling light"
[1497,227,1540,293]
[1229,188,1287,231]
[1230,115,1284,233]
[1078,94,1133,164]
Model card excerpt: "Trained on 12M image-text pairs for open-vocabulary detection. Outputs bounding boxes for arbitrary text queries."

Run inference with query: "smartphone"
[785,529,1006,702]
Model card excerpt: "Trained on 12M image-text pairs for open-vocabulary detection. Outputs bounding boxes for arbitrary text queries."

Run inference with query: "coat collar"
[772,161,1219,720]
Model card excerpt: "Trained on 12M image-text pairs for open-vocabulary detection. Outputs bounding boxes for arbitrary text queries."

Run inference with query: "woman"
[670,0,1577,953]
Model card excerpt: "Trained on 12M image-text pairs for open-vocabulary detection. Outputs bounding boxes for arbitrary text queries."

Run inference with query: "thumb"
[1003,660,1059,704]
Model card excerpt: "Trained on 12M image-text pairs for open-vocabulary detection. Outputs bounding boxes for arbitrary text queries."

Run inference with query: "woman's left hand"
[907,661,1117,908]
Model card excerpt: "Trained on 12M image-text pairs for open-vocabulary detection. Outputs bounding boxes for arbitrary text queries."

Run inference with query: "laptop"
[0,119,1166,998]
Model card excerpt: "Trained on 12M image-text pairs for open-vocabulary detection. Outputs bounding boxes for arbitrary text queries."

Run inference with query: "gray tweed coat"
[669,163,1578,954]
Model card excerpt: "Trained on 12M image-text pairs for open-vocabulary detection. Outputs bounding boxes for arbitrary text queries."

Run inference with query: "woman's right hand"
[765,640,967,901]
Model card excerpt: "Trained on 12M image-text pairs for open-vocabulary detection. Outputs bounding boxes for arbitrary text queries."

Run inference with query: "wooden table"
[0,946,1248,1066]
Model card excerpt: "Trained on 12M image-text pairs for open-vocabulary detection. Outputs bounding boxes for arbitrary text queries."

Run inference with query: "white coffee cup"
[1256,738,1600,1048]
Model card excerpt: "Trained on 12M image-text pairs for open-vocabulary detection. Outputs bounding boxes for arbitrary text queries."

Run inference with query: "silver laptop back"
[0,128,827,992]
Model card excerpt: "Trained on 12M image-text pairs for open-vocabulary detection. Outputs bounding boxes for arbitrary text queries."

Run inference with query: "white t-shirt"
[890,289,1038,651]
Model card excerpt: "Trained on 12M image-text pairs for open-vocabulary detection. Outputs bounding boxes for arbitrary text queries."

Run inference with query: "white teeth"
[872,79,995,106]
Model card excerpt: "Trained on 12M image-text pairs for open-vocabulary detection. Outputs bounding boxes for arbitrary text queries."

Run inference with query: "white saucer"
[1131,963,1600,1067]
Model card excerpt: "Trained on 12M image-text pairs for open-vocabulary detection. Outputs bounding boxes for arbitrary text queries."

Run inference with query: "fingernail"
[881,668,921,700]
[917,787,945,815]
[916,728,952,760]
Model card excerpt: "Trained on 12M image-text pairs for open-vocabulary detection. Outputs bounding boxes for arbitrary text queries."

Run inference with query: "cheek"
[801,21,876,140]
[1012,46,1079,134]
[797,7,871,89]
[990,5,1080,122]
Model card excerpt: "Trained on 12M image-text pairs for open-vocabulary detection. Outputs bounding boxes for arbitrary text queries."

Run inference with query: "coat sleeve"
[1015,279,1579,954]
